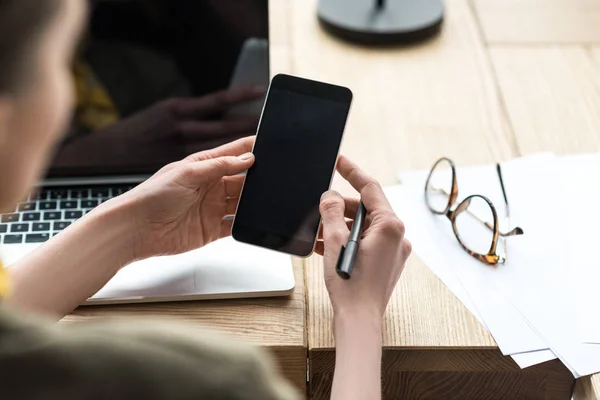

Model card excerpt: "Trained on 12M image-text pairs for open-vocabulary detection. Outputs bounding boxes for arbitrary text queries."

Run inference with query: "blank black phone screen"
[234,82,351,255]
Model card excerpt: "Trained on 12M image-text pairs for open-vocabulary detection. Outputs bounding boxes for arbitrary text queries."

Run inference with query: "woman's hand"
[116,136,255,260]
[104,87,262,158]
[8,137,255,318]
[316,155,411,400]
[317,155,411,323]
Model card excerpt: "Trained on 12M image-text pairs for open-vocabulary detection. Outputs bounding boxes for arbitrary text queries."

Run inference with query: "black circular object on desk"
[318,0,444,45]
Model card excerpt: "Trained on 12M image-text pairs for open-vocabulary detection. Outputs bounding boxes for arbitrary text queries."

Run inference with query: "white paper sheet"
[474,153,600,378]
[405,153,600,377]
[391,152,600,373]
[511,349,557,369]
[558,154,600,345]
[386,179,550,356]
[386,184,556,367]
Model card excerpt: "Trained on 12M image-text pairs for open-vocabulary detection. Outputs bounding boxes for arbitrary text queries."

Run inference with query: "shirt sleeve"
[0,310,300,400]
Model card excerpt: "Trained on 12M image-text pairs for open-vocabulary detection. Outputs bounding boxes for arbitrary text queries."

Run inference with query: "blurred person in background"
[0,1,411,399]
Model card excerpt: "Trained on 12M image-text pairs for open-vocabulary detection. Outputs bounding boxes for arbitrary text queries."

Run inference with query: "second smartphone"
[232,74,353,257]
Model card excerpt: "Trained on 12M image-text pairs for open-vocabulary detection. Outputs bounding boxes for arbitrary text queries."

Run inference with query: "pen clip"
[335,245,351,280]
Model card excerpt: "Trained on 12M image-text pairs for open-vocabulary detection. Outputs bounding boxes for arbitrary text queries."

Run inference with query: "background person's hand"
[129,85,264,156]
[317,155,412,324]
[54,86,264,168]
[115,136,255,260]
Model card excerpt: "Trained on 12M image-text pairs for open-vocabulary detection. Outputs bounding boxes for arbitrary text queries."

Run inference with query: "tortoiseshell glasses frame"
[424,157,524,265]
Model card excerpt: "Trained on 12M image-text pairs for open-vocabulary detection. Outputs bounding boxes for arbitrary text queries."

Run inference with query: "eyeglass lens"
[426,159,453,213]
[453,196,495,255]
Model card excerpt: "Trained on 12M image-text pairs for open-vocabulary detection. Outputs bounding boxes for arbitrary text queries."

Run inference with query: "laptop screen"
[48,0,269,178]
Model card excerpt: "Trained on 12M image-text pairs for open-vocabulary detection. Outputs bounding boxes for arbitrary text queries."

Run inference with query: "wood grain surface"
[574,374,600,400]
[63,263,305,348]
[471,0,600,44]
[593,47,600,65]
[294,0,592,397]
[310,351,573,400]
[298,0,509,353]
[489,46,600,155]
[488,44,600,400]
[64,260,307,391]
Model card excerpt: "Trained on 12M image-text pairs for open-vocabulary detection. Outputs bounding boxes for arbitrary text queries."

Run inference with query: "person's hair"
[0,0,61,93]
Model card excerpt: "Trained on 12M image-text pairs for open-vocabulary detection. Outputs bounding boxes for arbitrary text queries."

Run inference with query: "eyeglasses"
[424,158,524,265]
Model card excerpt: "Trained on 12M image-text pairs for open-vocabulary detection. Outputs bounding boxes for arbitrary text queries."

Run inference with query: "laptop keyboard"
[0,184,136,245]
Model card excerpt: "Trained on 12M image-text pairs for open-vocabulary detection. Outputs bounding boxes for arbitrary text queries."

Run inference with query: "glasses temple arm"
[432,187,524,236]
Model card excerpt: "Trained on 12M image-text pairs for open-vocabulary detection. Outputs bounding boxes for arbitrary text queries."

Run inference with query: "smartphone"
[232,74,353,257]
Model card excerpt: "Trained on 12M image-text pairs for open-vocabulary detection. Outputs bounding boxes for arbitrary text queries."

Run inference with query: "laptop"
[0,1,295,304]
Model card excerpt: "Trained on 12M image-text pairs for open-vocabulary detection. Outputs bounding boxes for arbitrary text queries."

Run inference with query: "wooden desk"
[64,261,307,392]
[575,374,600,400]
[282,0,600,398]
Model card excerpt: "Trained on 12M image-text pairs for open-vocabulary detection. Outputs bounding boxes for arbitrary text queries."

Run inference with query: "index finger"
[336,155,393,212]
[185,136,255,162]
[176,86,266,117]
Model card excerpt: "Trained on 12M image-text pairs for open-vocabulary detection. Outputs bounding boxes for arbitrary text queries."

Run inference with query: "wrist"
[331,309,383,400]
[333,305,382,328]
[333,307,382,344]
[88,196,139,266]
[7,196,140,317]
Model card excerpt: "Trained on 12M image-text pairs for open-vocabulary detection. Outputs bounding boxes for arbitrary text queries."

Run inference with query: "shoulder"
[0,309,299,400]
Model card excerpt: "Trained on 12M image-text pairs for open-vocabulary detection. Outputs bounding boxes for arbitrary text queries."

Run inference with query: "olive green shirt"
[0,308,299,400]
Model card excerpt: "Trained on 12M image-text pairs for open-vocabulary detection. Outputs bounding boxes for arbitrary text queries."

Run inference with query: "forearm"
[6,198,137,319]
[331,312,383,400]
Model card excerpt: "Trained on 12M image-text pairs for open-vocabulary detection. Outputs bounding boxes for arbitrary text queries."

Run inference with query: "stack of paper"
[387,153,600,377]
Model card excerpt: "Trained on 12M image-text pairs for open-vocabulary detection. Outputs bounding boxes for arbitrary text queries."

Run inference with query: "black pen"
[336,200,367,280]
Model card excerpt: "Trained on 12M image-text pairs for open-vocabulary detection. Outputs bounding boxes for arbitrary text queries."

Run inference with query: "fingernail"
[320,190,336,200]
[238,152,254,161]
